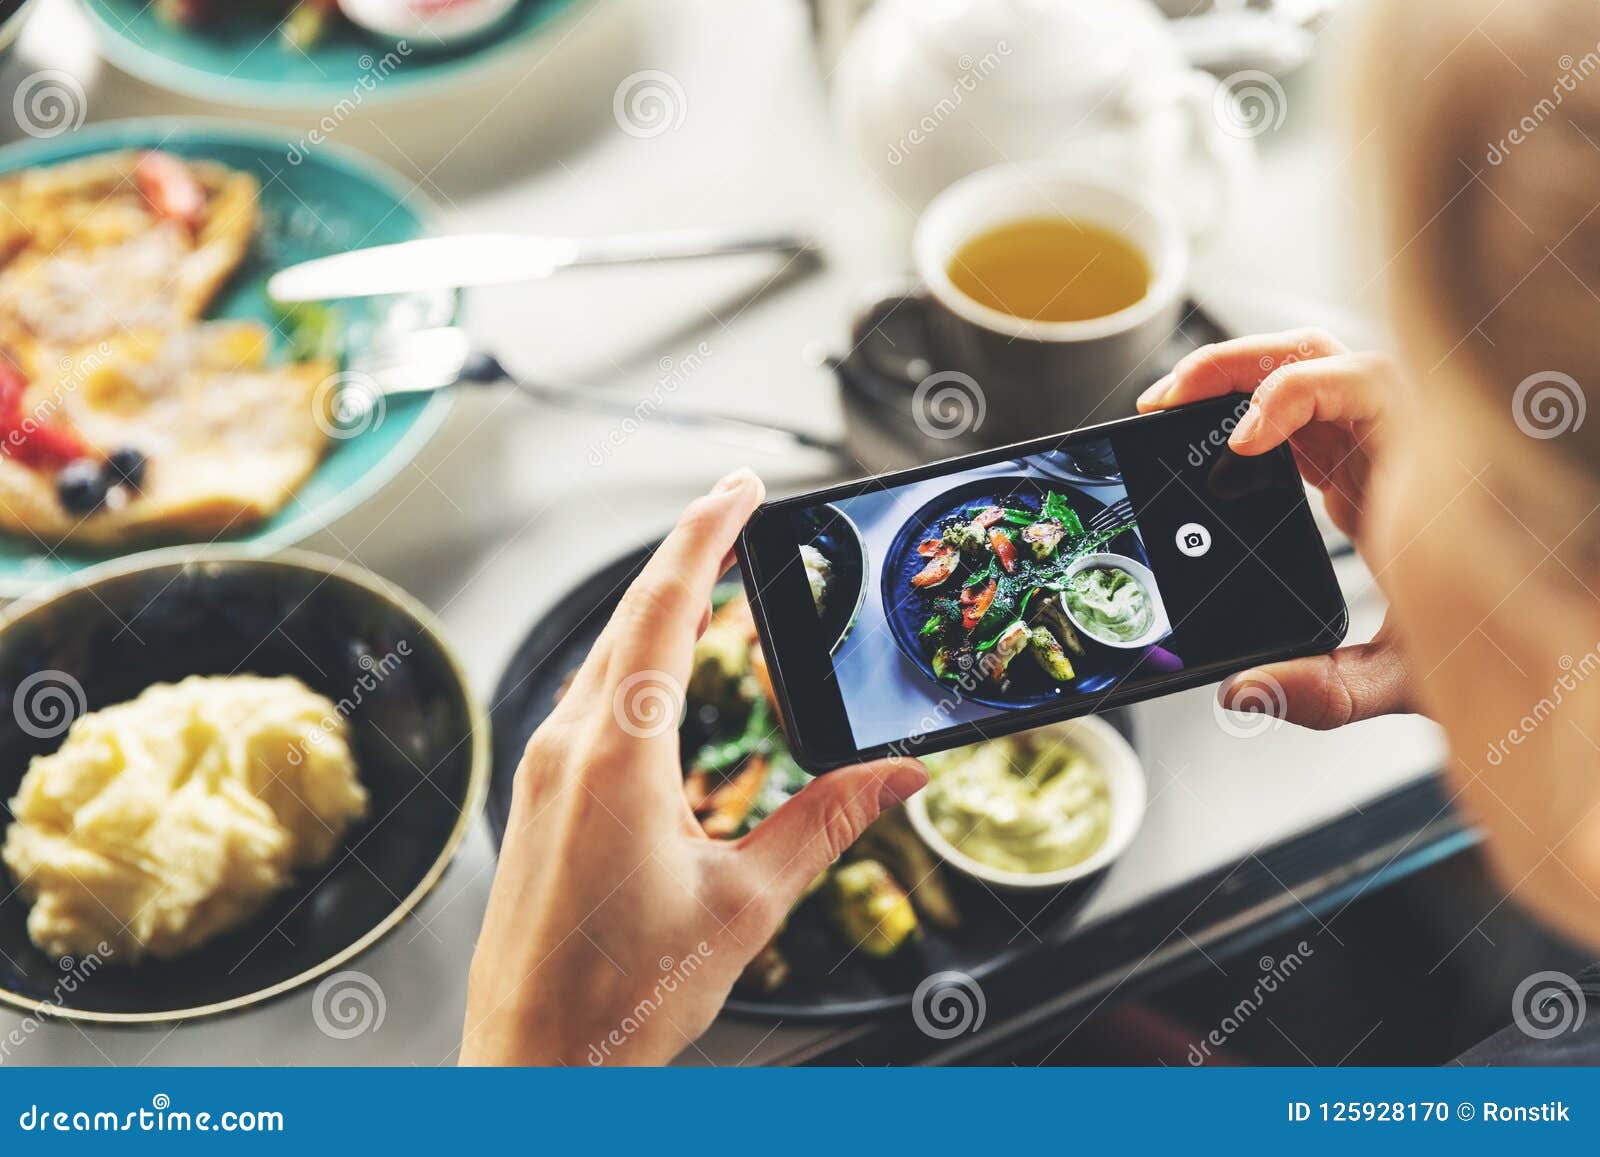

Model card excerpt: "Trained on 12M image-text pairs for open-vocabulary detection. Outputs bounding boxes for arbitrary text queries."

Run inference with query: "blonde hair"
[1355,0,1600,464]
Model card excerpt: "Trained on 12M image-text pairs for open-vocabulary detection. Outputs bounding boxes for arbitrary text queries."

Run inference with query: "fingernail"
[1218,674,1261,712]
[712,467,760,496]
[879,763,929,807]
[1231,404,1261,443]
[1137,376,1172,408]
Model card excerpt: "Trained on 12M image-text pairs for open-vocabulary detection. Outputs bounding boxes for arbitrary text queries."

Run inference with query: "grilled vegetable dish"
[908,489,1135,695]
[679,589,962,991]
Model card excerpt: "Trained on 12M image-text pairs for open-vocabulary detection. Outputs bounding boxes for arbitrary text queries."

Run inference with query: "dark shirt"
[1455,965,1600,1065]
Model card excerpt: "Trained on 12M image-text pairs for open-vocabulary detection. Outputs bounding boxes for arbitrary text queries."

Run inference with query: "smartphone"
[736,396,1347,771]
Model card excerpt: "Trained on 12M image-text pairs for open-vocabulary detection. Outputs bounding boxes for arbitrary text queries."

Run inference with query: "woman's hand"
[1136,329,1415,729]
[461,469,927,1066]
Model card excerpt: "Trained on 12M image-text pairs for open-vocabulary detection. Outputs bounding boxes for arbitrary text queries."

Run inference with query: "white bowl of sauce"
[905,716,1147,891]
[1059,552,1171,650]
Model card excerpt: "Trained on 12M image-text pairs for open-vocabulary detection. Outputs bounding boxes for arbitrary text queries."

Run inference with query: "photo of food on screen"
[790,438,1183,750]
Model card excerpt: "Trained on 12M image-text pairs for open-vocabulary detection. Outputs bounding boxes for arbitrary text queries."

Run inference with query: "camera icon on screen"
[1175,522,1212,558]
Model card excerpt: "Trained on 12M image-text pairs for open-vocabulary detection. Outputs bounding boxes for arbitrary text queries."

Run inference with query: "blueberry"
[56,459,108,515]
[106,446,147,491]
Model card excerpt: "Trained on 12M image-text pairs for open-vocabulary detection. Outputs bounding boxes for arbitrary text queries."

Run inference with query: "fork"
[1083,497,1135,539]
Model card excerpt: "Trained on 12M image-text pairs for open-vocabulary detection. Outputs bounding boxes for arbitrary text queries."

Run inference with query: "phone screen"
[738,397,1347,771]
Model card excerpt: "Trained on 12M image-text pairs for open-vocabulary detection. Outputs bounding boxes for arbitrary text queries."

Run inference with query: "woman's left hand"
[461,469,927,1066]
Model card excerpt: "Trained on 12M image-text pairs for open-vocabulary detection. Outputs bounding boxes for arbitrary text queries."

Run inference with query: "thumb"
[735,758,928,908]
[1218,635,1412,731]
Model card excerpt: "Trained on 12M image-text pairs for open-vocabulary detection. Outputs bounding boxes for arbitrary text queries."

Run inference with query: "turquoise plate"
[0,118,456,595]
[81,0,588,108]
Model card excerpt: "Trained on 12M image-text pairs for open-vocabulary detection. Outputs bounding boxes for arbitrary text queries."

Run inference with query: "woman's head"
[1352,0,1600,938]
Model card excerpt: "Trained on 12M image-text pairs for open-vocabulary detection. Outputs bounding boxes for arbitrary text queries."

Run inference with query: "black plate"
[486,542,1135,1020]
[798,502,867,654]
[881,474,1151,710]
[0,550,485,1023]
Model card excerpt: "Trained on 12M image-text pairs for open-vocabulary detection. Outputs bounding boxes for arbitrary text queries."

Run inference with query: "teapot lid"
[896,0,1184,106]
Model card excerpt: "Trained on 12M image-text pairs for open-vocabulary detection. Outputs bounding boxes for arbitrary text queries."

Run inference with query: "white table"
[0,0,1444,1066]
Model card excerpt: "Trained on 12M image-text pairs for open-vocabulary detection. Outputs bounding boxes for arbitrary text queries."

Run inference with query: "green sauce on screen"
[1064,565,1152,642]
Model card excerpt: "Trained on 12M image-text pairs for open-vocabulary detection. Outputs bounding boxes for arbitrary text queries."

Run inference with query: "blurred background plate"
[0,118,457,596]
[79,0,590,108]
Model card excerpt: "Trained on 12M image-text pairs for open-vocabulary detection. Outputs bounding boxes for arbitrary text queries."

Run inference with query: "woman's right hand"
[1136,328,1416,729]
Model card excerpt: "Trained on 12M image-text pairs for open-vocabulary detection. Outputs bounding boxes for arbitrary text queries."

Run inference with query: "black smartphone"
[736,396,1347,772]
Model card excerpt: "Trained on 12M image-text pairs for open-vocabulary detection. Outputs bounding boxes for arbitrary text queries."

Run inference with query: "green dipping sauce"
[924,734,1111,874]
[1064,565,1152,643]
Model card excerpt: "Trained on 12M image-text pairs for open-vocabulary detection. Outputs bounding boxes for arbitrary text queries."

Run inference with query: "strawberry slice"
[134,151,205,227]
[6,421,87,469]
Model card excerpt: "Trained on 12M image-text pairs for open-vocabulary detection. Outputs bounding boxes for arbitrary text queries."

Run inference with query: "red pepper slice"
[960,578,997,630]
[971,506,1005,529]
[989,527,1018,574]
[911,545,959,588]
[916,538,943,557]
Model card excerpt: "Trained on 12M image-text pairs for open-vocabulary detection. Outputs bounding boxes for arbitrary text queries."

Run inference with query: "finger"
[1228,353,1392,456]
[1218,640,1411,730]
[608,469,764,690]
[552,515,741,731]
[734,758,928,907]
[1136,328,1346,411]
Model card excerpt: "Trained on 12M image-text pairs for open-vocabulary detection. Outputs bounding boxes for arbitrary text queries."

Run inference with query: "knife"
[267,228,820,303]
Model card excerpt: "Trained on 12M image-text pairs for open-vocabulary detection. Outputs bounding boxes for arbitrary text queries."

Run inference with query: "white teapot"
[833,0,1254,237]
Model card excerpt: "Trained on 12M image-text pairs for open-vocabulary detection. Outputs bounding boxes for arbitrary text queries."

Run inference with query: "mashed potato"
[2,675,367,962]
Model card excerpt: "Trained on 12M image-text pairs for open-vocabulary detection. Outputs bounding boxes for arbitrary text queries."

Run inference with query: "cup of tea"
[909,163,1189,444]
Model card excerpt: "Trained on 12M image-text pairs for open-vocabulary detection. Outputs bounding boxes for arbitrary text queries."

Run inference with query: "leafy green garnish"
[692,696,772,775]
[963,557,999,587]
[1041,491,1084,537]
[275,302,343,364]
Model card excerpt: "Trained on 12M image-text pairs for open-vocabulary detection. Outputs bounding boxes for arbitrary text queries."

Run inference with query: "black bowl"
[0,548,486,1024]
[797,502,867,654]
